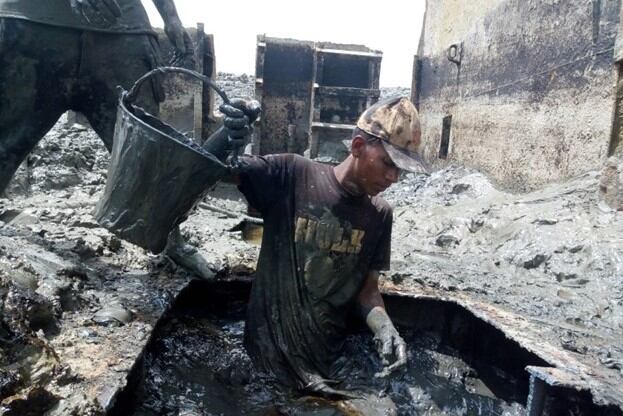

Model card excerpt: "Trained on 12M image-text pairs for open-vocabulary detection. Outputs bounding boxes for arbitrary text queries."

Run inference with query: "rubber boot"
[164,226,215,280]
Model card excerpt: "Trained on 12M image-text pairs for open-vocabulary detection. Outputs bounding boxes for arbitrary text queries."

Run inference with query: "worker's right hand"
[365,307,407,377]
[69,0,121,25]
[373,323,407,378]
[219,98,261,151]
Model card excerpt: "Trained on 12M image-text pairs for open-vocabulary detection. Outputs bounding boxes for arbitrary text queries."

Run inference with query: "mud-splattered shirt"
[238,154,392,391]
[0,0,155,34]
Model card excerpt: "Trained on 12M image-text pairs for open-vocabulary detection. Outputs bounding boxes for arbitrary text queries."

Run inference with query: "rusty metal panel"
[257,38,314,155]
[416,0,620,191]
[255,36,382,161]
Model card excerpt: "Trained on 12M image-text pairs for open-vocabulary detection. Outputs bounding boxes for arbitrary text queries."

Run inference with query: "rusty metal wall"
[255,36,382,159]
[257,39,315,155]
[416,0,621,191]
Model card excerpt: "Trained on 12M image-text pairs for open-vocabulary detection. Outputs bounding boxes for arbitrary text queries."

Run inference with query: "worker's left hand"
[165,21,195,67]
[69,0,121,25]
[220,98,261,151]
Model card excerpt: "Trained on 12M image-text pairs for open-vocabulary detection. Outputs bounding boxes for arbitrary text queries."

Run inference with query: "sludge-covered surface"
[381,166,623,410]
[2,73,623,413]
[114,280,530,416]
[0,113,254,414]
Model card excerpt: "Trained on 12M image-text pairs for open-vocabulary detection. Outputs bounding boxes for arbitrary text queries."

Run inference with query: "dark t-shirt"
[0,0,154,34]
[238,154,392,391]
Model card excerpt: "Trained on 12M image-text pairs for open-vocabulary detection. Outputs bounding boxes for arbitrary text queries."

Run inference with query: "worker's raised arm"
[152,0,194,65]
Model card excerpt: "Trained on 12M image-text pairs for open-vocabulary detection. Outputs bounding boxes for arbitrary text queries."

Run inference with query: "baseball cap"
[355,97,429,173]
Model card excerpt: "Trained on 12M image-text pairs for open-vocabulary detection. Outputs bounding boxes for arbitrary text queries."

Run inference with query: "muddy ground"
[0,75,622,414]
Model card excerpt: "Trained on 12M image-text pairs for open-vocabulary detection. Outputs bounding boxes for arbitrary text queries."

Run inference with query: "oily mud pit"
[109,278,604,416]
[2,84,622,414]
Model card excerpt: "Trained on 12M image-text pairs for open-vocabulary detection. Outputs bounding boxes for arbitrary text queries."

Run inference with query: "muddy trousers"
[0,18,162,194]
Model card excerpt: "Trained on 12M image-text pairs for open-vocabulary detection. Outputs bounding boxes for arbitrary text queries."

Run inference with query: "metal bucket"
[94,67,231,254]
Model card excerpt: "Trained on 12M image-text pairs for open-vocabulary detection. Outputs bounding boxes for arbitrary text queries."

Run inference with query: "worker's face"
[353,138,400,196]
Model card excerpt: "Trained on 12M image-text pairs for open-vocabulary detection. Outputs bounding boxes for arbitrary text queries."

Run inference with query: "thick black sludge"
[110,279,545,415]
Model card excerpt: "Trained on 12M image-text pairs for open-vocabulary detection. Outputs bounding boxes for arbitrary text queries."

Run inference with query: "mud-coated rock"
[0,368,21,399]
[2,286,57,334]
[7,212,39,227]
[0,386,59,416]
[523,254,548,269]
[435,233,460,247]
[92,304,133,326]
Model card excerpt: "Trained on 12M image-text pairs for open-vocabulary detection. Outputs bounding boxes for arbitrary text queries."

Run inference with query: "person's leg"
[0,20,77,194]
[75,32,163,150]
[163,226,216,279]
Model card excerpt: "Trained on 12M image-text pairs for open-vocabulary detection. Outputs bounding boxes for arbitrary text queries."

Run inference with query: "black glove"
[219,98,261,152]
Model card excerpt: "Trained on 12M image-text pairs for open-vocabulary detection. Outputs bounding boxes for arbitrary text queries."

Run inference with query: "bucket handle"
[123,66,230,106]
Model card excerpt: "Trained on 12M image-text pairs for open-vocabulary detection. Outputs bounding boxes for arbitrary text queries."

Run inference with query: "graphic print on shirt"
[294,210,364,302]
[294,212,365,255]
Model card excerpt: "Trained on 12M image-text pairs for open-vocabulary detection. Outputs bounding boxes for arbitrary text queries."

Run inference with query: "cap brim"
[382,141,430,174]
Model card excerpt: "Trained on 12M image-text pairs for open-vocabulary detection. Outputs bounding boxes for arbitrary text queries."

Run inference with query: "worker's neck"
[333,155,365,196]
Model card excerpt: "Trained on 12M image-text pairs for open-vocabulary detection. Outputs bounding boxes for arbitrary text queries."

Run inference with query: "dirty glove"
[165,22,195,67]
[366,307,407,378]
[69,0,121,24]
[219,98,261,152]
